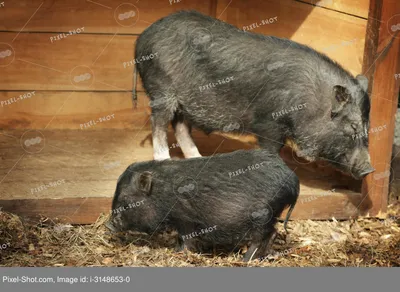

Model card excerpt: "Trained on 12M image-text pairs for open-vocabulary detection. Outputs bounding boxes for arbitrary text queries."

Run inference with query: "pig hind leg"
[151,114,172,160]
[149,88,179,160]
[172,113,201,158]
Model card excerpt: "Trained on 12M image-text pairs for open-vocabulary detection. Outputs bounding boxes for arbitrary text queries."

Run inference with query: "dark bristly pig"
[135,10,374,179]
[106,149,299,261]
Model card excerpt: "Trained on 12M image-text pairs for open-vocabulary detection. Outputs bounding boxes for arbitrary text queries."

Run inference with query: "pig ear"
[138,171,152,194]
[356,74,369,92]
[332,85,352,115]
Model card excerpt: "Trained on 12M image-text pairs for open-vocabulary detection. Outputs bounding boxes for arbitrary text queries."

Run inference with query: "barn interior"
[0,0,399,266]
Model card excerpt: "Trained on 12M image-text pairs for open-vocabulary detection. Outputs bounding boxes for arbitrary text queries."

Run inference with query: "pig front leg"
[175,222,199,252]
[174,121,201,158]
[175,235,188,252]
[151,115,170,160]
[172,114,201,159]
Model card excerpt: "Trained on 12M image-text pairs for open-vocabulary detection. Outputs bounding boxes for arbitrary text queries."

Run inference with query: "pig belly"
[180,96,254,134]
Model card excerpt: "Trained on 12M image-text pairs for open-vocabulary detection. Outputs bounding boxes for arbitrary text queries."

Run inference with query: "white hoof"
[183,148,202,158]
[154,150,170,161]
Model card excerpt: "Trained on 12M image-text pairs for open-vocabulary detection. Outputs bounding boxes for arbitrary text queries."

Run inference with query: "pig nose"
[348,148,374,179]
[358,166,375,178]
[354,165,375,179]
[105,220,118,233]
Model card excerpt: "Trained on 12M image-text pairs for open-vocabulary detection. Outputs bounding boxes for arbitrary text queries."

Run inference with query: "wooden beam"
[0,194,362,224]
[361,0,400,217]
[0,198,112,224]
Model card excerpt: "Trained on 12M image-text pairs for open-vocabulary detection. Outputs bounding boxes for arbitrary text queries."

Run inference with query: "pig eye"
[351,123,357,131]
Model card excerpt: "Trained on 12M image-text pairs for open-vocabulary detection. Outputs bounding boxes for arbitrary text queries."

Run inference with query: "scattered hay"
[1,204,399,267]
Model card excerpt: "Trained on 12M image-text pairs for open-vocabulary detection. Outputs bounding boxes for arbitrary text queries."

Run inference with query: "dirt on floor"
[0,203,399,267]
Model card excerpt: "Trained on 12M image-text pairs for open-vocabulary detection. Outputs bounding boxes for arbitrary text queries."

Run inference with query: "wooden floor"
[0,128,368,223]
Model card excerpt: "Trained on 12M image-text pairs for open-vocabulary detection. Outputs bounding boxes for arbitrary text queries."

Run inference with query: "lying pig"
[106,149,299,261]
[135,10,374,179]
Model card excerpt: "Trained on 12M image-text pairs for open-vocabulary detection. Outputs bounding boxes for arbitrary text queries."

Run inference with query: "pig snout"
[105,211,126,232]
[352,163,375,179]
[105,219,119,233]
[348,148,375,179]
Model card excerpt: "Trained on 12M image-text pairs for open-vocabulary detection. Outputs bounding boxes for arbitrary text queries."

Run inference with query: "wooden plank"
[0,91,150,129]
[361,0,400,217]
[0,129,255,199]
[0,129,362,222]
[0,2,367,90]
[0,0,215,34]
[217,0,367,75]
[0,193,361,224]
[0,125,361,223]
[0,33,139,91]
[300,0,369,18]
[0,198,112,224]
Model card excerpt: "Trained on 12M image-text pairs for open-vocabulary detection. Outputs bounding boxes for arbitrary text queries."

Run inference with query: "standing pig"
[106,149,299,261]
[135,10,374,179]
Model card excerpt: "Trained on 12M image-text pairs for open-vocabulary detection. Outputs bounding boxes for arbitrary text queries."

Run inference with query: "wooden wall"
[0,0,369,128]
[1,0,388,223]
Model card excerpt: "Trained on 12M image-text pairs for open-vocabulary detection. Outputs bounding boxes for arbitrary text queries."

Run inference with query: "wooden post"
[361,0,400,216]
